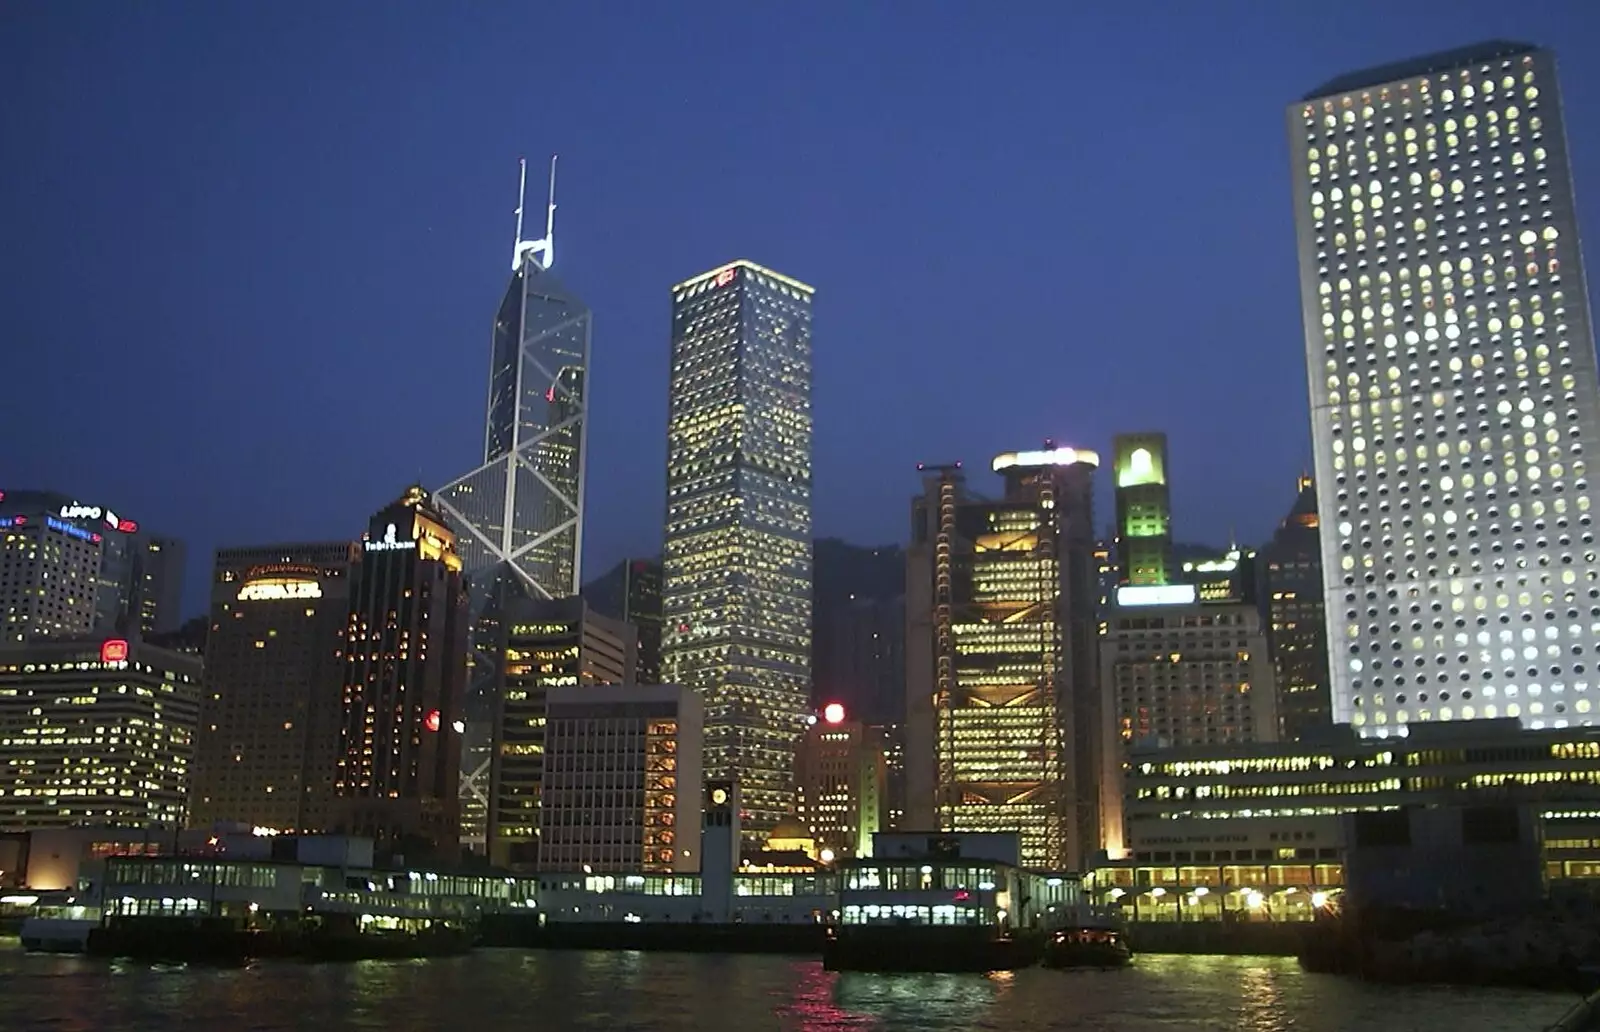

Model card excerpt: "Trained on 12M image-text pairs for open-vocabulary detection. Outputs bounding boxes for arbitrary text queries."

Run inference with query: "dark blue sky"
[4,3,1600,618]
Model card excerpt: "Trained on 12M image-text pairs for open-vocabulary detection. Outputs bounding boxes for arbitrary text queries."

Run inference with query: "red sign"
[424,709,442,733]
[714,267,736,288]
[101,639,130,664]
[117,519,139,534]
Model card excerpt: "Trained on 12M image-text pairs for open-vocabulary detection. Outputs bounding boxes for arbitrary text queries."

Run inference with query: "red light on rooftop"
[424,709,442,733]
[101,639,130,664]
[822,702,846,725]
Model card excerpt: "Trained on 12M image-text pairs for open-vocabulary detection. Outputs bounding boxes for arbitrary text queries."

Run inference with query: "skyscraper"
[1291,43,1600,736]
[661,259,814,839]
[334,488,469,857]
[1112,434,1173,588]
[130,536,186,636]
[0,490,147,643]
[795,702,885,860]
[905,447,1099,870]
[189,542,359,832]
[434,159,589,849]
[1262,476,1331,739]
[0,637,201,830]
[488,595,636,869]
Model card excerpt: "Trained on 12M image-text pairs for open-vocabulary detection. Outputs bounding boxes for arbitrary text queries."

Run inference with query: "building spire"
[512,155,558,272]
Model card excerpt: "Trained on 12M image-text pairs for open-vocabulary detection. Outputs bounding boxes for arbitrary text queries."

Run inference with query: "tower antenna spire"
[512,158,527,271]
[512,154,558,272]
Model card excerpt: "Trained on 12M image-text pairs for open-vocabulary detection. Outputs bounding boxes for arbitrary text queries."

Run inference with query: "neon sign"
[1115,584,1198,608]
[238,578,323,601]
[714,267,737,288]
[364,523,416,552]
[46,516,100,544]
[57,503,138,534]
[101,639,130,664]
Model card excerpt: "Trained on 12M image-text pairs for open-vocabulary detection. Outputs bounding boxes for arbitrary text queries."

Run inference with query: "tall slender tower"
[435,158,589,849]
[1290,43,1600,737]
[1112,433,1173,587]
[661,259,814,840]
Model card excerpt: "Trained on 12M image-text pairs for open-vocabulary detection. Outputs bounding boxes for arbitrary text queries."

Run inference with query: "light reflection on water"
[0,943,1579,1032]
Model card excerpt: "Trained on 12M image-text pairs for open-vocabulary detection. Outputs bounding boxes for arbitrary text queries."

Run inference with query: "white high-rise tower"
[1289,43,1600,737]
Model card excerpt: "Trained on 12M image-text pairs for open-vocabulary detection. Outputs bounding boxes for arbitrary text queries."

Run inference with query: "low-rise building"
[537,684,702,873]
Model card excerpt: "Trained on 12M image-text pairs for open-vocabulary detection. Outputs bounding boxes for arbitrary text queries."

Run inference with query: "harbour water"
[0,942,1578,1031]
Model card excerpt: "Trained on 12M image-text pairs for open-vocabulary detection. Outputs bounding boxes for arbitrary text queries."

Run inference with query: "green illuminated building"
[1113,433,1173,586]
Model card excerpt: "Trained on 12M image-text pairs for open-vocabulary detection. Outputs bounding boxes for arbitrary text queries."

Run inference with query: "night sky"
[5,3,1600,619]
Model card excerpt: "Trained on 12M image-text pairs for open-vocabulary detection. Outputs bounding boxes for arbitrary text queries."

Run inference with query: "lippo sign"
[58,502,139,534]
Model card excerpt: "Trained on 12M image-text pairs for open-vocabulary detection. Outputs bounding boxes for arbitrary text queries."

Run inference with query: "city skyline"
[12,7,1599,619]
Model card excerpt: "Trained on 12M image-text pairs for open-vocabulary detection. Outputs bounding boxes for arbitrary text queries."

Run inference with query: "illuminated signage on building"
[1115,584,1198,608]
[46,516,102,544]
[714,267,737,287]
[424,709,442,733]
[364,523,416,553]
[237,578,323,601]
[100,639,130,664]
[56,503,138,534]
[991,447,1101,472]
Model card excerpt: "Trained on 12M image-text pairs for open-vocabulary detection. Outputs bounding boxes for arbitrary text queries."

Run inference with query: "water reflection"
[0,943,1580,1032]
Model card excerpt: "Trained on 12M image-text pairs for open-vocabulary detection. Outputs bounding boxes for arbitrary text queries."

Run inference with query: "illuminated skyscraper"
[334,487,469,857]
[1290,43,1600,736]
[905,447,1099,870]
[0,637,200,830]
[1112,434,1173,587]
[434,159,589,848]
[190,541,359,832]
[487,596,635,869]
[661,259,814,839]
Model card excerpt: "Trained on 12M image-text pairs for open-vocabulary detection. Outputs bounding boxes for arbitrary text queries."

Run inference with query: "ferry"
[19,893,101,954]
[1041,924,1133,969]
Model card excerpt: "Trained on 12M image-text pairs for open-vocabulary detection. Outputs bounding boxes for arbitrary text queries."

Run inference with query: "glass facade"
[911,455,1098,871]
[435,253,591,850]
[1290,43,1600,736]
[661,260,814,837]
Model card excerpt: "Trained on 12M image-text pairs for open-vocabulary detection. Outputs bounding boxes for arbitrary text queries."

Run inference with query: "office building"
[1262,476,1332,739]
[1290,43,1600,736]
[188,542,360,833]
[1112,435,1173,588]
[1180,545,1259,605]
[661,259,815,840]
[0,637,201,829]
[488,596,636,869]
[584,558,663,685]
[130,536,186,636]
[1099,438,1279,857]
[538,683,703,873]
[795,703,885,860]
[1093,539,1117,626]
[906,446,1099,870]
[334,488,469,856]
[433,160,589,849]
[0,490,145,643]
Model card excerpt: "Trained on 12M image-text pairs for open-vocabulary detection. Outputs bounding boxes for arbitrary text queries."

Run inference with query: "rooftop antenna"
[512,154,558,272]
